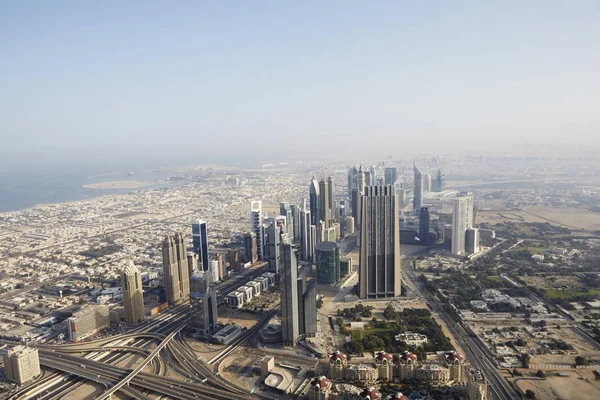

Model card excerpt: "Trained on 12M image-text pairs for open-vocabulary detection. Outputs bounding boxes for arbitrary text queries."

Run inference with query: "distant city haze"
[1,1,599,165]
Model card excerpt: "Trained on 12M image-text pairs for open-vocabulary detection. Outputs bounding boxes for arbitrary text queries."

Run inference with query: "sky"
[1,1,599,167]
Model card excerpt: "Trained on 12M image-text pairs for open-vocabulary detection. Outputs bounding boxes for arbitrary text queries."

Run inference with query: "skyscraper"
[432,168,445,192]
[319,174,329,229]
[280,202,293,237]
[244,232,258,264]
[300,200,313,262]
[309,175,320,226]
[121,260,144,323]
[423,173,432,192]
[297,265,317,337]
[265,218,282,276]
[384,167,397,186]
[465,228,480,254]
[192,220,209,271]
[459,192,475,229]
[190,270,218,334]
[452,197,468,255]
[280,239,299,345]
[347,166,358,203]
[327,176,335,222]
[290,204,300,241]
[250,200,264,260]
[419,207,430,245]
[359,185,401,299]
[162,233,190,306]
[357,166,365,194]
[315,241,340,284]
[413,165,423,214]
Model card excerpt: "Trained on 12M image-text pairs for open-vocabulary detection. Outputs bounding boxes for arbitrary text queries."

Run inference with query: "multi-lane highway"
[403,265,521,400]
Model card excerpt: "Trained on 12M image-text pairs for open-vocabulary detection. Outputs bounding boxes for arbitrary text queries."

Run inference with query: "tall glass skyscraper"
[192,220,209,271]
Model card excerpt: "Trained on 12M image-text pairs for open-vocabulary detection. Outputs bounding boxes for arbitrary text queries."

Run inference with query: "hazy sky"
[1,1,599,166]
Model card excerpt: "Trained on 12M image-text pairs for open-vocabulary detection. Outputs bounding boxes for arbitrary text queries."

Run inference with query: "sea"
[0,161,199,213]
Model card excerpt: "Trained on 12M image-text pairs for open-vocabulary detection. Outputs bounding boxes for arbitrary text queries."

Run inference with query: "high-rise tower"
[452,197,468,255]
[357,166,365,194]
[309,176,320,226]
[250,200,264,260]
[121,260,144,323]
[319,174,329,229]
[413,164,423,214]
[419,207,430,245]
[359,185,401,299]
[280,239,299,345]
[190,270,218,334]
[300,200,313,262]
[192,220,209,271]
[384,167,397,186]
[327,176,335,222]
[162,233,190,306]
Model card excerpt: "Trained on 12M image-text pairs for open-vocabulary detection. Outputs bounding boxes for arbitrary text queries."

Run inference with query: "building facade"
[67,305,110,342]
[162,233,190,306]
[359,185,401,299]
[315,241,340,284]
[192,220,209,270]
[310,176,320,226]
[280,239,299,345]
[190,270,218,334]
[1,346,40,384]
[375,351,394,382]
[244,232,258,264]
[121,260,144,323]
[251,200,264,260]
[413,165,423,214]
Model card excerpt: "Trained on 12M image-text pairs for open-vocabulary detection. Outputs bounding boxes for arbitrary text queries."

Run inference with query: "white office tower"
[210,260,220,282]
[300,200,313,262]
[250,200,264,260]
[452,198,468,255]
[463,193,475,229]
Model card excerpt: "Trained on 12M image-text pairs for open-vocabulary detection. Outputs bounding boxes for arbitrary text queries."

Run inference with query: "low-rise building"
[212,324,242,345]
[394,331,428,347]
[416,364,450,386]
[329,351,348,379]
[345,364,378,387]
[308,375,332,400]
[398,351,418,381]
[227,290,245,308]
[374,351,394,382]
[467,369,488,400]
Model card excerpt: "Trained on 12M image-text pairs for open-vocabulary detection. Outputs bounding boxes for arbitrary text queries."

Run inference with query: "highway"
[403,266,521,400]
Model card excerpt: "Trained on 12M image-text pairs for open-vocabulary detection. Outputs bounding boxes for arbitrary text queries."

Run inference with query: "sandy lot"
[515,371,600,400]
[82,180,157,190]
[478,207,600,232]
[62,383,105,400]
[218,306,261,328]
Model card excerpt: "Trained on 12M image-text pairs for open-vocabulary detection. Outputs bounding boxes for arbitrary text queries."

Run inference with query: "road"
[403,266,521,400]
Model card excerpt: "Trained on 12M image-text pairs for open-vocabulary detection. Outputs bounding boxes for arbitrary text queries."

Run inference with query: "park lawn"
[525,246,546,254]
[351,330,363,341]
[363,327,394,338]
[545,288,600,300]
